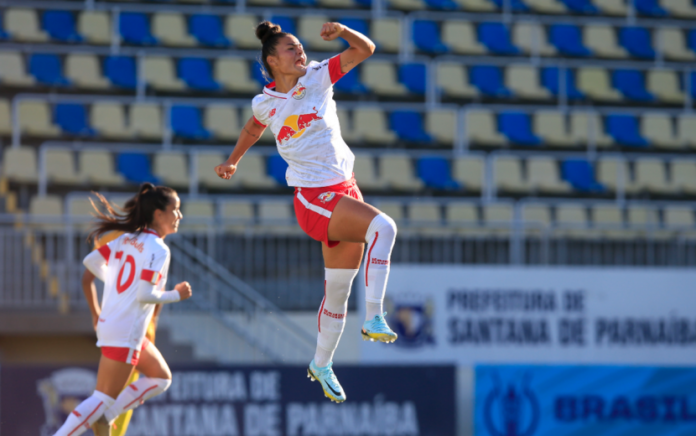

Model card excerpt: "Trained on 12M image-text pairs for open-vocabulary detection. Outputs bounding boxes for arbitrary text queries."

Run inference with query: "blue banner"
[475,365,696,436]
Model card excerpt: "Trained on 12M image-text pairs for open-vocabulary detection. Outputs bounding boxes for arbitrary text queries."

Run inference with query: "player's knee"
[160,377,172,392]
[372,212,397,242]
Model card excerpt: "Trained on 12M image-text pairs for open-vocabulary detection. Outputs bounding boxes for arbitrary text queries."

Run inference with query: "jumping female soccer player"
[53,183,192,436]
[214,21,398,403]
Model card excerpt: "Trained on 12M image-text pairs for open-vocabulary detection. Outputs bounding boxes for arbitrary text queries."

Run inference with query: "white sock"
[103,377,171,423]
[363,213,397,322]
[53,391,114,436]
[314,268,359,367]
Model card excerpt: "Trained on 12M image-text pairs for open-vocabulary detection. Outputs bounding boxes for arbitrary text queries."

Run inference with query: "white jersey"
[94,229,170,350]
[251,56,355,188]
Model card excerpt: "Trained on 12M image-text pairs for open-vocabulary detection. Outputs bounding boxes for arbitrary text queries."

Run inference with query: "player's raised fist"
[175,281,192,301]
[214,162,237,180]
[320,22,345,41]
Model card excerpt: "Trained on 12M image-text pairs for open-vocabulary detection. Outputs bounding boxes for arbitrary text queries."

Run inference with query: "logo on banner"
[483,372,540,436]
[37,368,97,436]
[386,294,435,348]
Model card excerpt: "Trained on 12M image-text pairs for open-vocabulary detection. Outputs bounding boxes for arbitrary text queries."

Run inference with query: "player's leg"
[53,356,133,436]
[108,371,139,436]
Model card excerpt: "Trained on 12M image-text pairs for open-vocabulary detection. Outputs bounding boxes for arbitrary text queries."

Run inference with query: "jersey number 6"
[114,251,136,294]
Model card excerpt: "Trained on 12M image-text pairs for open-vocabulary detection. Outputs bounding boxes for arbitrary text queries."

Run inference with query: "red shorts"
[101,337,150,366]
[294,177,363,248]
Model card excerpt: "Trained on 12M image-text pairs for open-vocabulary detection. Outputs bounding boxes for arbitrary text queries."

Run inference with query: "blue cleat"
[361,312,398,343]
[307,360,346,403]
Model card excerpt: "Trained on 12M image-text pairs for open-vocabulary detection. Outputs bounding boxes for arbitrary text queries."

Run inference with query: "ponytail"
[88,183,177,243]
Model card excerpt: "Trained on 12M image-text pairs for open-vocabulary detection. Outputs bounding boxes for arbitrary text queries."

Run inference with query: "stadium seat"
[119,12,158,46]
[130,103,163,139]
[512,23,556,56]
[225,15,261,49]
[526,0,567,13]
[190,14,230,47]
[0,99,10,135]
[647,70,684,104]
[488,0,531,11]
[380,154,424,190]
[594,0,628,14]
[633,159,675,195]
[478,23,520,55]
[334,68,369,94]
[424,0,460,9]
[2,147,38,183]
[0,51,34,86]
[353,154,385,189]
[498,112,541,145]
[550,24,592,56]
[569,112,613,147]
[45,148,82,185]
[592,205,626,239]
[66,54,109,89]
[466,110,506,146]
[267,155,289,186]
[204,105,240,140]
[612,70,655,101]
[390,111,432,142]
[196,152,230,189]
[413,20,450,54]
[215,59,258,93]
[659,28,695,61]
[19,101,60,137]
[584,25,628,58]
[78,150,125,186]
[562,159,605,192]
[506,65,551,100]
[372,18,401,53]
[153,152,189,188]
[577,68,622,101]
[118,153,159,184]
[362,61,408,96]
[620,27,655,59]
[43,11,83,42]
[522,204,551,236]
[153,13,196,47]
[248,0,282,6]
[179,58,220,91]
[634,0,668,16]
[299,16,342,51]
[171,105,211,140]
[91,102,132,139]
[471,65,512,97]
[408,203,443,233]
[663,206,695,229]
[29,196,63,229]
[456,0,497,11]
[677,114,696,148]
[426,109,457,144]
[0,13,10,40]
[641,113,679,149]
[234,155,277,189]
[418,157,459,190]
[30,54,70,86]
[446,203,479,231]
[555,204,589,238]
[220,200,254,232]
[627,206,660,237]
[437,63,478,98]
[494,157,528,194]
[399,64,427,95]
[337,109,358,142]
[78,11,111,44]
[105,56,137,89]
[606,114,649,147]
[560,0,599,13]
[534,111,575,147]
[483,204,514,236]
[5,8,48,42]
[527,157,572,194]
[541,67,584,100]
[662,0,696,17]
[144,56,185,90]
[181,200,215,230]
[257,201,296,233]
[443,21,486,54]
[452,156,484,193]
[597,159,631,194]
[353,108,397,143]
[672,161,696,195]
[55,104,96,136]
[389,0,427,10]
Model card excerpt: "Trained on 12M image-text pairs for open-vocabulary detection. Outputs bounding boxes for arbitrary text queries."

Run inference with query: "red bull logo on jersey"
[276,107,323,145]
[318,192,336,203]
[291,83,306,100]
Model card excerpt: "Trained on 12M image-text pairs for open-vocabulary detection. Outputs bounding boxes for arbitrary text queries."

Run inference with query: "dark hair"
[256,21,288,81]
[88,183,177,243]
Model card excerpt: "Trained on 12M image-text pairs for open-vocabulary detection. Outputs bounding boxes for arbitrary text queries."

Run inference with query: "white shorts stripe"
[126,348,134,364]
[297,192,333,219]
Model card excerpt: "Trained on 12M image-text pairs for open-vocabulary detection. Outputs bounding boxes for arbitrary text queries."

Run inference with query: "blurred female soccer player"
[52,183,192,436]
[214,21,398,403]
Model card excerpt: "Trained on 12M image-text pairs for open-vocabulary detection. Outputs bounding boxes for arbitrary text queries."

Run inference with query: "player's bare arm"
[214,117,266,179]
[320,22,376,74]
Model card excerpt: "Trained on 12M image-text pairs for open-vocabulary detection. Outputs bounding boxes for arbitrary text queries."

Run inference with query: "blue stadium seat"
[688,30,696,54]
[612,70,655,102]
[270,16,297,36]
[399,64,427,95]
[118,153,160,185]
[55,104,96,136]
[606,114,649,147]
[119,12,158,46]
[471,65,512,97]
[285,0,317,7]
[171,106,211,139]
[190,15,231,48]
[30,54,70,86]
[0,12,9,39]
[634,0,668,16]
[619,27,655,59]
[549,24,592,57]
[43,11,83,42]
[354,0,372,6]
[541,67,584,100]
[267,155,289,186]
[424,0,459,10]
[488,0,530,12]
[179,58,221,91]
[253,62,270,86]
[390,111,433,142]
[418,157,460,190]
[559,0,599,13]
[413,20,450,54]
[478,23,520,55]
[334,68,369,94]
[105,56,136,89]
[691,72,696,99]
[339,18,368,47]
[498,112,541,145]
[561,160,605,193]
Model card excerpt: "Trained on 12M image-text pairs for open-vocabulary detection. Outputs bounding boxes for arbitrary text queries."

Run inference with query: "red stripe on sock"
[318,281,326,333]
[124,384,158,409]
[67,401,103,436]
[365,232,379,287]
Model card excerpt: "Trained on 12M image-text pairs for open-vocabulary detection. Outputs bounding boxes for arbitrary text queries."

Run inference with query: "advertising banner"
[0,364,455,436]
[474,365,696,436]
[360,266,696,365]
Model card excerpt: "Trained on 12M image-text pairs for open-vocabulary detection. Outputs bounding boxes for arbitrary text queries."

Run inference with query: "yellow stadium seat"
[583,25,628,58]
[153,151,190,188]
[376,201,405,227]
[66,54,110,89]
[534,111,574,147]
[78,11,111,44]
[144,57,185,91]
[19,101,60,137]
[661,0,696,17]
[647,70,684,104]
[233,155,276,189]
[577,68,622,101]
[506,65,551,100]
[427,109,457,144]
[337,109,358,143]
[46,148,83,185]
[592,205,627,239]
[512,23,557,56]
[456,0,497,9]
[409,202,441,225]
[248,0,282,6]
[594,0,628,15]
[641,113,680,150]
[78,150,125,186]
[371,19,401,53]
[527,157,572,194]
[664,206,695,228]
[677,114,696,149]
[597,159,634,194]
[353,108,397,143]
[205,105,240,140]
[555,204,590,238]
[0,51,35,86]
[5,9,48,42]
[225,15,262,49]
[2,147,38,183]
[319,0,356,7]
[466,110,506,147]
[522,203,552,235]
[494,157,529,194]
[453,156,484,193]
[380,154,423,190]
[130,103,163,139]
[181,200,214,230]
[526,0,567,13]
[299,16,343,51]
[627,206,660,238]
[442,21,487,55]
[633,158,676,195]
[196,152,231,189]
[362,61,408,96]
[215,58,259,93]
[258,201,298,235]
[389,0,426,10]
[445,202,480,235]
[437,63,478,98]
[29,195,63,229]
[658,28,695,60]
[483,203,514,236]
[152,13,196,47]
[0,99,11,135]
[353,154,386,189]
[569,112,614,147]
[91,102,132,139]
[672,161,696,195]
[220,200,254,233]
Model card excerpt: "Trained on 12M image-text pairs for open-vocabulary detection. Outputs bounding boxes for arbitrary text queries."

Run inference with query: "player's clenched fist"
[320,22,345,41]
[175,281,192,301]
[214,162,237,180]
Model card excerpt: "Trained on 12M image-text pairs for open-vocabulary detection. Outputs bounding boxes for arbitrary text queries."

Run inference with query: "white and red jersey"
[251,56,355,188]
[93,229,170,350]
